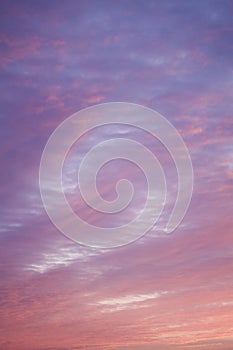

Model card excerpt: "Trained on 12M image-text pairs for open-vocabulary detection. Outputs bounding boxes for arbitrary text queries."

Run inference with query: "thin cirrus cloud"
[0,0,233,349]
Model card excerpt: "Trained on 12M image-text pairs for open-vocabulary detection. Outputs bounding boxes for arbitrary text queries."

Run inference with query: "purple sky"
[0,1,233,349]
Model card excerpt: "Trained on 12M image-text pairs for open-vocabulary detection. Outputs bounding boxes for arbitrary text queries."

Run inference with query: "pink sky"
[0,1,233,349]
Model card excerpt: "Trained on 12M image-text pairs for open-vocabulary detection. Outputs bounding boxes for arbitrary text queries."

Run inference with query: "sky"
[0,0,233,349]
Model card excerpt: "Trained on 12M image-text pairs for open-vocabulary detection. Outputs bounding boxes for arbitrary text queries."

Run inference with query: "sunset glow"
[0,1,233,349]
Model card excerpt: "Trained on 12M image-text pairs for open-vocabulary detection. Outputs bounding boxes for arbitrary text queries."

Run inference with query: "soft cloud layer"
[0,0,233,349]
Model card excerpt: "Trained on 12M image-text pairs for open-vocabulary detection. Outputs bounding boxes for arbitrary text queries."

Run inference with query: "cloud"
[0,0,233,349]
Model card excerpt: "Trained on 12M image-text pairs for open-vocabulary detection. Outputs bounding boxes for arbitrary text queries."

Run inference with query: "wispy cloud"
[0,0,232,349]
